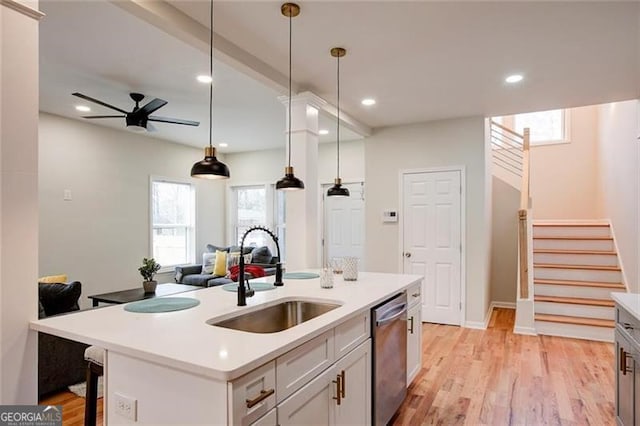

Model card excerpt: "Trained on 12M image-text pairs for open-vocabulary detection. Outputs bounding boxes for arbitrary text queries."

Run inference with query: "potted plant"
[139,257,161,293]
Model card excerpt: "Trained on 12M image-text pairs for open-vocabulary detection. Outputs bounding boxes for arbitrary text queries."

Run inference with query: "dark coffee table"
[88,283,202,307]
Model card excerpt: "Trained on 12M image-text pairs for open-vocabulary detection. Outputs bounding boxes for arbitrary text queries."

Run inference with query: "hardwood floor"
[40,308,614,425]
[40,390,103,426]
[393,308,615,425]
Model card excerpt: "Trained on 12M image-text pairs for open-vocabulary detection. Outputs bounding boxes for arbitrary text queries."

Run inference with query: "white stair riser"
[535,283,625,299]
[533,239,614,251]
[534,302,614,320]
[535,321,613,342]
[532,226,611,238]
[534,267,621,283]
[533,252,618,267]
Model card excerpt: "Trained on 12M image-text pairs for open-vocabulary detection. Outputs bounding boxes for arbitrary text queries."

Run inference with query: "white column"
[280,92,326,271]
[0,0,42,404]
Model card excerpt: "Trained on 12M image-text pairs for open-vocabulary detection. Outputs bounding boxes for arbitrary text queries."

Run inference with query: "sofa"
[175,245,279,287]
[38,281,89,398]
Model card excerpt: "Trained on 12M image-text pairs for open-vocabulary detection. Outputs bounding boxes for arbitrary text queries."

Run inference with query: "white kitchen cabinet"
[250,408,277,426]
[334,340,371,425]
[615,302,640,426]
[229,361,277,425]
[407,281,422,386]
[277,339,371,426]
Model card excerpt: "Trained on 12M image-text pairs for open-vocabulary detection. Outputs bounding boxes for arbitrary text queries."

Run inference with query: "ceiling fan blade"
[148,116,200,126]
[72,93,129,114]
[82,115,125,119]
[137,98,168,116]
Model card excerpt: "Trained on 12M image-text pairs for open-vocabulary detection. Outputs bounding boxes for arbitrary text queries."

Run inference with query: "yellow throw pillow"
[214,251,227,276]
[38,274,68,284]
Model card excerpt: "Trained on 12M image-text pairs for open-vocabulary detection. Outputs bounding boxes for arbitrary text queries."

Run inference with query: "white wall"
[528,105,601,219]
[364,117,491,325]
[0,2,40,403]
[39,113,226,309]
[490,176,519,305]
[597,100,640,292]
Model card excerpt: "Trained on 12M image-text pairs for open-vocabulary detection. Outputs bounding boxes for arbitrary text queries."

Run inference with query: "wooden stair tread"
[533,236,613,240]
[534,278,625,289]
[535,314,614,328]
[533,249,616,255]
[533,223,609,227]
[534,263,620,271]
[534,295,615,307]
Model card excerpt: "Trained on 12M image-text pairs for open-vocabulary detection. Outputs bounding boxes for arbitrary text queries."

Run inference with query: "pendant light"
[276,3,304,191]
[191,0,230,179]
[327,47,349,197]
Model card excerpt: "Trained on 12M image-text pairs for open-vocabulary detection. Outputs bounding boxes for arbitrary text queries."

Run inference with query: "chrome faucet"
[237,226,284,306]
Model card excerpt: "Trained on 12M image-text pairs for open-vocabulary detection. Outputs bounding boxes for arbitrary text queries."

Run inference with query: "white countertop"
[612,292,640,321]
[31,272,422,381]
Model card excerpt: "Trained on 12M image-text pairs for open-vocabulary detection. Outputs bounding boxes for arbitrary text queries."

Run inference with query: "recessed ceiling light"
[361,98,376,106]
[319,129,329,135]
[219,143,228,148]
[505,74,524,84]
[197,75,213,84]
[75,105,91,112]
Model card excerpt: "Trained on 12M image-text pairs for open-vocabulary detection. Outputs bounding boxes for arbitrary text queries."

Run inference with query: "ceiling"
[40,1,639,152]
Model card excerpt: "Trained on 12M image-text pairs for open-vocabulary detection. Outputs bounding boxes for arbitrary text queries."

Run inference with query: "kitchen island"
[31,271,422,425]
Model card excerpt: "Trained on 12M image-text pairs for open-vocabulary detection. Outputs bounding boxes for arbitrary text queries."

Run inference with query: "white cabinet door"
[407,303,422,385]
[278,366,338,425]
[334,340,371,426]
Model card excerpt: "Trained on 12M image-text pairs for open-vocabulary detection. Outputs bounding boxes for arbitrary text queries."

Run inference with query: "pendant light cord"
[287,11,292,168]
[336,54,340,180]
[208,0,214,150]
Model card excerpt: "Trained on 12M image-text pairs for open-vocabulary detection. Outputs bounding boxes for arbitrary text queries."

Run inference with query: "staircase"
[532,222,626,342]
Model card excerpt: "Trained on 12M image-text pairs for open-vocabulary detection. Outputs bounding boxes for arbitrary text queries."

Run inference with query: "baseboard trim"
[464,320,488,330]
[490,301,516,310]
[514,326,537,335]
[464,302,517,330]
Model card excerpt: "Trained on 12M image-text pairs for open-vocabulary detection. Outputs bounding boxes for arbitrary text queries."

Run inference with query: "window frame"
[498,109,571,147]
[228,183,285,261]
[149,176,196,273]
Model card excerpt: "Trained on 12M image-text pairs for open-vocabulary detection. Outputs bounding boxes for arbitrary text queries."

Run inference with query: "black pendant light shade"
[327,47,349,197]
[327,178,349,197]
[276,166,305,190]
[191,146,230,179]
[276,3,304,191]
[190,0,230,180]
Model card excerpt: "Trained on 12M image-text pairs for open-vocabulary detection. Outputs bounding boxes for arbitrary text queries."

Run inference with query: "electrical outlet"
[114,392,137,421]
[63,189,72,201]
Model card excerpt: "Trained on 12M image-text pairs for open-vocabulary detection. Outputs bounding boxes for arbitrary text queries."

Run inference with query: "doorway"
[322,182,365,268]
[401,168,464,326]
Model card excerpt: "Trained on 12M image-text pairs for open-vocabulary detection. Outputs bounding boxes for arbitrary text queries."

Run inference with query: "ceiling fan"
[72,92,199,132]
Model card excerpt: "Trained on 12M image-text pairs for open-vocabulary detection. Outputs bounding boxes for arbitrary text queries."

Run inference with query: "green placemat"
[222,282,276,292]
[124,297,200,313]
[283,272,320,279]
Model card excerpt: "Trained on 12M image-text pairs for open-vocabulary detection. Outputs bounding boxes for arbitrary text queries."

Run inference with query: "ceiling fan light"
[191,146,230,179]
[276,166,305,190]
[327,178,349,197]
[126,124,147,133]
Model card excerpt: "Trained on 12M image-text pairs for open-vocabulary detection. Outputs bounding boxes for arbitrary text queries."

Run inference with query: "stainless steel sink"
[208,300,341,333]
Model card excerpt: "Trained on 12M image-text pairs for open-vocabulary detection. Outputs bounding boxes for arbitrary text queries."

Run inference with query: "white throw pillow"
[202,252,216,274]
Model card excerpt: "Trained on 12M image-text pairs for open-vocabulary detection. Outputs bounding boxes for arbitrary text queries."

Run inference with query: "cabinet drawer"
[407,282,422,308]
[277,330,335,402]
[250,407,277,426]
[229,361,276,426]
[334,311,370,360]
[617,307,640,346]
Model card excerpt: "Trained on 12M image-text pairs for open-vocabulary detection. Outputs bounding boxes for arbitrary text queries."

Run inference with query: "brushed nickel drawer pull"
[246,388,274,408]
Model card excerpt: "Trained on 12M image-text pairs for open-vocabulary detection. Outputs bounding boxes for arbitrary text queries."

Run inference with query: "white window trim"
[149,175,196,273]
[497,109,571,147]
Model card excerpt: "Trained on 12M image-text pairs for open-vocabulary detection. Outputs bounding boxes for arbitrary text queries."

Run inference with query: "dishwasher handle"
[376,303,408,327]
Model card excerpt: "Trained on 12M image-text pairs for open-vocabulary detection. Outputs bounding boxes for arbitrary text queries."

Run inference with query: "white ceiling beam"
[110,0,294,95]
[317,97,372,138]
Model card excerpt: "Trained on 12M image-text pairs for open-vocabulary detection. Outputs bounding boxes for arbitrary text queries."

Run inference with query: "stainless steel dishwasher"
[372,291,408,425]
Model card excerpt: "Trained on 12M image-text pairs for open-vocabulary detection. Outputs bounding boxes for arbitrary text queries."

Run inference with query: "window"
[494,109,570,145]
[230,184,286,260]
[150,178,195,269]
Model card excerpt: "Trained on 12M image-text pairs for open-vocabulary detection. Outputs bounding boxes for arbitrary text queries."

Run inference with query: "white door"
[402,170,462,326]
[323,183,365,268]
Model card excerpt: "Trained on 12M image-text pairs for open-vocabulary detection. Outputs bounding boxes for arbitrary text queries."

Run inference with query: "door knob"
[404,252,412,258]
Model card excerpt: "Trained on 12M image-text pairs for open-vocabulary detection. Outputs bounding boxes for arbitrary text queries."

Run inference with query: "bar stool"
[84,346,104,426]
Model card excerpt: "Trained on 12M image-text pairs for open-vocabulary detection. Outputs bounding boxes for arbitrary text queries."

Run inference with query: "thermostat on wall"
[382,210,398,223]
